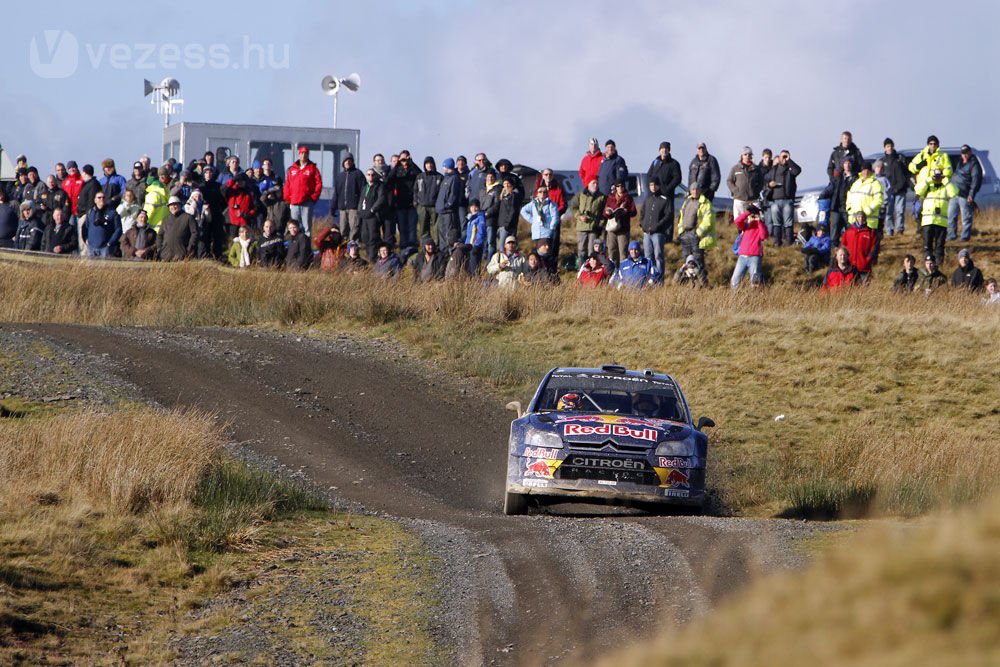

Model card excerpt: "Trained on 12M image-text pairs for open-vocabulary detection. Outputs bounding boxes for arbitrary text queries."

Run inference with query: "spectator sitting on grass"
[315,224,346,273]
[951,248,984,291]
[372,241,403,279]
[284,219,313,270]
[535,237,559,276]
[258,219,286,269]
[577,253,611,287]
[590,238,615,275]
[893,254,919,293]
[673,254,708,288]
[984,278,999,304]
[611,240,658,289]
[486,235,526,289]
[227,225,258,268]
[520,251,556,285]
[823,247,859,291]
[340,242,369,272]
[800,221,830,273]
[410,236,446,282]
[841,211,877,283]
[917,255,948,296]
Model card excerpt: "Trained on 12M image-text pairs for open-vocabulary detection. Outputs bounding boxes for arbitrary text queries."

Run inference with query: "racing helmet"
[557,393,580,410]
[633,394,659,417]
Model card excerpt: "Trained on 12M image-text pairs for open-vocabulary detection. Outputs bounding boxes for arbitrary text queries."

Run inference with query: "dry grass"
[601,491,1000,667]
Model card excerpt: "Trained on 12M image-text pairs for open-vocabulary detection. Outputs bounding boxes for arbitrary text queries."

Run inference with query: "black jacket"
[126,176,147,207]
[409,248,446,282]
[284,233,312,270]
[952,261,984,291]
[639,193,671,234]
[647,156,682,217]
[497,190,522,231]
[77,178,101,218]
[951,158,983,199]
[359,180,388,220]
[258,234,286,268]
[331,166,367,211]
[893,268,919,292]
[881,152,910,195]
[768,159,801,200]
[827,142,864,183]
[35,186,71,226]
[480,184,501,226]
[415,169,443,208]
[43,221,79,254]
[388,161,421,209]
[688,155,721,197]
[0,202,17,244]
[830,172,857,212]
[15,214,45,251]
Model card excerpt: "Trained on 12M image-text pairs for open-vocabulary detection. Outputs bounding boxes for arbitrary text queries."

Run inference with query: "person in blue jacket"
[464,198,487,275]
[435,158,463,249]
[800,221,831,273]
[520,186,560,247]
[597,139,629,196]
[610,240,659,289]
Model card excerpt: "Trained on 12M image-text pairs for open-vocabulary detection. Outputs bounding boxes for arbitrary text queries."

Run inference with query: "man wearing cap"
[486,235,526,289]
[597,140,629,197]
[82,191,122,258]
[909,135,952,186]
[881,139,910,236]
[727,147,763,217]
[846,161,885,234]
[951,249,984,291]
[675,183,716,273]
[579,139,603,194]
[157,195,197,261]
[330,153,366,244]
[284,146,323,236]
[688,143,721,202]
[914,168,958,265]
[143,165,173,233]
[126,161,148,208]
[917,255,948,294]
[610,240,658,289]
[639,177,671,277]
[436,158,464,250]
[99,159,127,209]
[574,178,606,270]
[948,145,982,242]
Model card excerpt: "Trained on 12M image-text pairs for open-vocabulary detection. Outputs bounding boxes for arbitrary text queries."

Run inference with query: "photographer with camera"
[908,135,952,187]
[914,168,958,266]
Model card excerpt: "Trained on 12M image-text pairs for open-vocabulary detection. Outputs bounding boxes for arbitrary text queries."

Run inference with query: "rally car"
[503,365,715,515]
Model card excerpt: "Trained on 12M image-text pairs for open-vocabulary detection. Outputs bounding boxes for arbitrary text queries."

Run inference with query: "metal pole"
[332,94,338,129]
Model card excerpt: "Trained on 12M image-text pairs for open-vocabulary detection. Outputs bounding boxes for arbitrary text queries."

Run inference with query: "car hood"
[529,412,692,445]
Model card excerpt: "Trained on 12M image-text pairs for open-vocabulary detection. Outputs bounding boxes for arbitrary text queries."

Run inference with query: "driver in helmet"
[632,393,659,417]
[557,393,580,411]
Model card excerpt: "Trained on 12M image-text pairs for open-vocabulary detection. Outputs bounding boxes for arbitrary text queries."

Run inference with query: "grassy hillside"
[600,491,1000,667]
[1,212,998,517]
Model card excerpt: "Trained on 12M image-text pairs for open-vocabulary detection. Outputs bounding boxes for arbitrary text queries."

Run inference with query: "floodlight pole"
[332,93,339,129]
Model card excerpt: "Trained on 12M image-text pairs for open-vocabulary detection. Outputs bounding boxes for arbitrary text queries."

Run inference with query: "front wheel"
[503,491,529,516]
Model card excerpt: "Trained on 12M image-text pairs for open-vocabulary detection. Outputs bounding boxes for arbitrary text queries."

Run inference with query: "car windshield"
[538,372,685,421]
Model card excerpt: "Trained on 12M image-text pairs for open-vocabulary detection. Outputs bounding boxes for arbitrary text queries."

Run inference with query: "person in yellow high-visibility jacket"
[908,135,953,186]
[142,166,172,232]
[914,168,959,265]
[846,161,885,231]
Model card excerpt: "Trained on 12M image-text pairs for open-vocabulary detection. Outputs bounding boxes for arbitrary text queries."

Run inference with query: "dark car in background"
[503,365,714,515]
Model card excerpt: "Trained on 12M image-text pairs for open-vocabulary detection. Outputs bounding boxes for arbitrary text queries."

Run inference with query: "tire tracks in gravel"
[17,324,837,666]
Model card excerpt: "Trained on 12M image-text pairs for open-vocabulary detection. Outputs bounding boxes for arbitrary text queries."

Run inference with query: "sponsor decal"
[522,478,549,488]
[597,480,618,486]
[666,469,690,488]
[523,447,560,459]
[664,488,690,498]
[524,459,552,478]
[563,423,658,442]
[569,456,645,470]
[657,457,689,468]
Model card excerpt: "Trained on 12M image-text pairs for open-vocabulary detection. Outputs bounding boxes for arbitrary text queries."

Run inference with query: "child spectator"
[673,254,708,288]
[800,222,830,273]
[464,198,487,275]
[315,224,346,273]
[984,278,999,304]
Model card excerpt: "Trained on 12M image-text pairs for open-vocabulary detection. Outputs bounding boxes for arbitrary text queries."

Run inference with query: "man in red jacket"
[579,138,602,192]
[840,212,877,282]
[823,247,859,290]
[284,145,323,236]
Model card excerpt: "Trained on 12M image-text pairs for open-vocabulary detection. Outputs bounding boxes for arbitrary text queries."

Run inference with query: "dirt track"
[19,324,831,665]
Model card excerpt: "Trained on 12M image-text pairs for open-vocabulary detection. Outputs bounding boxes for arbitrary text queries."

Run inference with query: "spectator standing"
[486,236,526,289]
[951,248,984,291]
[829,157,857,248]
[371,153,391,183]
[496,178,522,249]
[730,204,768,289]
[283,219,312,270]
[76,165,101,232]
[330,153,366,244]
[727,147,763,218]
[846,161,885,237]
[881,139,909,236]
[826,131,864,184]
[119,210,156,260]
[258,219,286,268]
[909,135,952,187]
[157,196,197,261]
[767,149,801,247]
[646,141,682,235]
[224,173,258,239]
[467,153,496,207]
[639,177,671,277]
[841,212,877,281]
[436,158,463,249]
[284,146,323,236]
[917,255,948,295]
[534,169,566,254]
[914,169,958,266]
[0,190,16,248]
[800,222,830,273]
[359,168,388,260]
[579,138,603,193]
[479,171,502,263]
[597,140,629,196]
[824,247,859,290]
[143,166,172,232]
[521,186,560,249]
[465,199,487,275]
[948,145,982,242]
[99,159,127,209]
[387,150,421,257]
[22,168,45,208]
[82,192,122,258]
[603,182,636,266]
[893,254,919,292]
[227,225,259,268]
[36,175,70,229]
[688,142,721,201]
[415,156,442,241]
[44,207,78,255]
[574,179,606,269]
[185,190,215,259]
[116,189,142,236]
[675,183,716,271]
[495,159,523,200]
[60,161,84,224]
[455,155,471,230]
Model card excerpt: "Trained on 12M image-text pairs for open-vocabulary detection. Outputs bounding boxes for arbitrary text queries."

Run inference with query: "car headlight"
[655,439,694,456]
[523,427,563,450]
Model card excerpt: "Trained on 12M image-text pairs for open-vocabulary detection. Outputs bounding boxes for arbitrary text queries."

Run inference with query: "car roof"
[549,366,677,384]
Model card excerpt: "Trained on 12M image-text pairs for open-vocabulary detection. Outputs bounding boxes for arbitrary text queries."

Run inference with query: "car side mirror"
[506,401,524,419]
[696,416,715,431]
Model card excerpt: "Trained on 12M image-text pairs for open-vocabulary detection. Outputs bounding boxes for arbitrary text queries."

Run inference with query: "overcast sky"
[4,1,999,187]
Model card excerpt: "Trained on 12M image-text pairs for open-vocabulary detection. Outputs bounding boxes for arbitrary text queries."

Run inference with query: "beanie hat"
[443,157,455,169]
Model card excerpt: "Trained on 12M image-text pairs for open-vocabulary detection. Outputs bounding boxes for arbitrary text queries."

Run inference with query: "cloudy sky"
[4,1,999,187]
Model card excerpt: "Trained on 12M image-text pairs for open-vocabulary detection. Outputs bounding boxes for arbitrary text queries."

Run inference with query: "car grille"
[566,440,649,454]
[556,455,660,486]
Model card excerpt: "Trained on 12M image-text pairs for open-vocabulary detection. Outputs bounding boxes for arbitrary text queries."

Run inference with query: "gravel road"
[7,324,837,666]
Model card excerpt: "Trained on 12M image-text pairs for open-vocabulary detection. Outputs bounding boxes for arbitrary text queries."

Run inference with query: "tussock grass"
[601,491,1000,667]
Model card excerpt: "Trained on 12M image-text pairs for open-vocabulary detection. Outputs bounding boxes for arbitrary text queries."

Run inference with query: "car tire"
[503,491,529,516]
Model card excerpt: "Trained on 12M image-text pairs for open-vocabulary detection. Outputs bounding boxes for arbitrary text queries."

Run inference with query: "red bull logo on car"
[666,469,690,488]
[525,458,561,479]
[563,422,658,443]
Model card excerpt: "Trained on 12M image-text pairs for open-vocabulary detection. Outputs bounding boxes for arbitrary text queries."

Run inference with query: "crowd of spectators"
[0,131,993,300]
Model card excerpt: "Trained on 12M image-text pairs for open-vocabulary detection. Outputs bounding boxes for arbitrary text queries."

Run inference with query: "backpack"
[732,232,742,255]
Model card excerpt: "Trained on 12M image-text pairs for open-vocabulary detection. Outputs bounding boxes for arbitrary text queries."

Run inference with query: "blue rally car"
[503,365,715,515]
